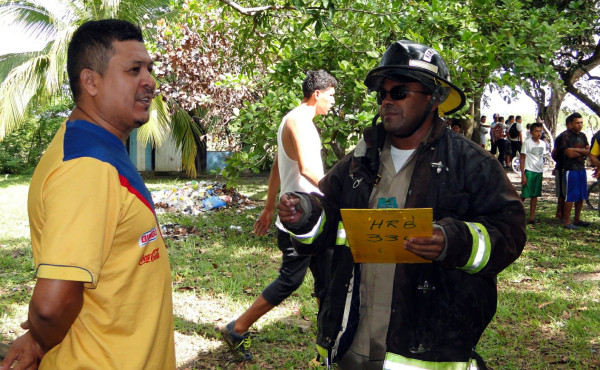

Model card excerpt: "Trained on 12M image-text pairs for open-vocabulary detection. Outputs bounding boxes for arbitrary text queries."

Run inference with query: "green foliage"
[215,0,591,176]
[0,0,174,140]
[0,99,70,174]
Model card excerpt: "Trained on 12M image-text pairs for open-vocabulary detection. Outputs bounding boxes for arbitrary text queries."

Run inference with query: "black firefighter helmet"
[364,40,466,115]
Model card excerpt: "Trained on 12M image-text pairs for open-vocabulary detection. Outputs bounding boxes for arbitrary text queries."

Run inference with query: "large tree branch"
[559,38,600,83]
[580,37,600,67]
[565,82,600,117]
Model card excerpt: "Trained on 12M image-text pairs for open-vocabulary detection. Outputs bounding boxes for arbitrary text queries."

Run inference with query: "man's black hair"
[566,112,583,124]
[530,122,543,132]
[67,19,144,102]
[302,70,337,98]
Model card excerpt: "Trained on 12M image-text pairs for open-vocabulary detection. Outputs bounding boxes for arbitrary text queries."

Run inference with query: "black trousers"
[262,230,332,305]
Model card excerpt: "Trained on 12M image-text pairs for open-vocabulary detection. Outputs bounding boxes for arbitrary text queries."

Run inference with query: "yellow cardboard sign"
[340,208,433,263]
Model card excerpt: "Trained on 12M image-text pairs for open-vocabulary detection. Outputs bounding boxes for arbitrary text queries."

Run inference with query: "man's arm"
[0,279,83,370]
[520,152,527,187]
[590,141,600,177]
[253,155,280,236]
[284,118,321,187]
[519,126,523,142]
[563,147,590,158]
[591,154,600,177]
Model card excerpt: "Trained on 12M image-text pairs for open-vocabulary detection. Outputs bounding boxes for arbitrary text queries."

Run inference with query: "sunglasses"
[376,85,430,104]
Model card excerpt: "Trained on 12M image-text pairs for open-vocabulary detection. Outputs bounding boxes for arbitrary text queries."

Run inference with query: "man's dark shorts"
[261,230,332,306]
[510,140,522,158]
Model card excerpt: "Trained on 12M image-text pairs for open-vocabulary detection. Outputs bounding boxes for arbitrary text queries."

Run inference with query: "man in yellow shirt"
[589,130,600,177]
[0,19,175,370]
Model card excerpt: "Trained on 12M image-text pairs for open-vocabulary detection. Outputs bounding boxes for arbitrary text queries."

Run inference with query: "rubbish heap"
[151,180,255,215]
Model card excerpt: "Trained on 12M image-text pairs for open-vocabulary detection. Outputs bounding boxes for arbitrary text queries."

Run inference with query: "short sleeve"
[522,140,530,155]
[591,140,600,156]
[36,158,121,288]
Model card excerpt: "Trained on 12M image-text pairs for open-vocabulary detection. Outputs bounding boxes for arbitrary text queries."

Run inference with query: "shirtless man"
[217,70,337,360]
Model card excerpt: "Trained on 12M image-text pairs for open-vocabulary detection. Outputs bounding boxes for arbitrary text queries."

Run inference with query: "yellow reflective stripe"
[459,222,491,274]
[288,210,326,244]
[336,221,348,245]
[383,352,478,370]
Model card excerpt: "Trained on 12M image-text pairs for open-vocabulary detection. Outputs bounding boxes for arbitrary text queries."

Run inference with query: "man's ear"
[429,96,440,114]
[79,69,99,97]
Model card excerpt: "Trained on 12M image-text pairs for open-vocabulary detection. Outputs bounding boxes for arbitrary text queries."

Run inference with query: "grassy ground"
[1,171,599,369]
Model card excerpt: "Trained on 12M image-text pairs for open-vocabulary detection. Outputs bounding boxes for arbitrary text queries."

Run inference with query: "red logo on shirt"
[139,228,158,247]
[139,248,160,265]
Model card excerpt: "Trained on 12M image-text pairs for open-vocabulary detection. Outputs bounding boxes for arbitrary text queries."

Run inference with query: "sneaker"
[574,220,591,227]
[217,321,252,360]
[563,223,579,230]
[527,219,541,225]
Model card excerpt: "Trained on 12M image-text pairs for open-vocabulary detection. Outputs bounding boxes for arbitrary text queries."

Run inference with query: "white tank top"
[277,111,324,195]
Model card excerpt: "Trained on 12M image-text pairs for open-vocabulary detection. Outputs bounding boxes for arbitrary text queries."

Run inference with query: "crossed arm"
[563,146,590,159]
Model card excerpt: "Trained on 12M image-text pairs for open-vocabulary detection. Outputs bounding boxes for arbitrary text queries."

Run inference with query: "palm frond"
[0,0,179,142]
[0,50,43,82]
[170,107,201,177]
[0,1,55,44]
[136,95,171,148]
[114,0,172,24]
[45,25,75,94]
[101,0,121,18]
[0,54,48,138]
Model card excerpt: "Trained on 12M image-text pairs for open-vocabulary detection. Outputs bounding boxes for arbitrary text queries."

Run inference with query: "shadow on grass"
[0,236,32,251]
[174,313,318,370]
[482,272,600,369]
[0,174,31,189]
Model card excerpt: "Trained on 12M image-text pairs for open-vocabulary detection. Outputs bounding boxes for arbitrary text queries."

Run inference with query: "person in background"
[493,116,508,167]
[217,70,337,361]
[478,115,489,148]
[525,123,532,141]
[0,19,176,370]
[451,120,462,134]
[589,129,600,177]
[553,127,566,221]
[504,115,516,170]
[520,123,547,224]
[277,40,525,369]
[490,113,500,158]
[554,113,590,230]
[508,115,524,167]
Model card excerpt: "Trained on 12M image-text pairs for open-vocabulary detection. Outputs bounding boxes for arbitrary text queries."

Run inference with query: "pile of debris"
[151,180,256,215]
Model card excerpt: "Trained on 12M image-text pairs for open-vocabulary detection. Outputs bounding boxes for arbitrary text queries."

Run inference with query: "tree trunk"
[467,95,480,143]
[525,80,565,136]
[192,119,207,175]
[329,129,346,161]
[540,85,566,135]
